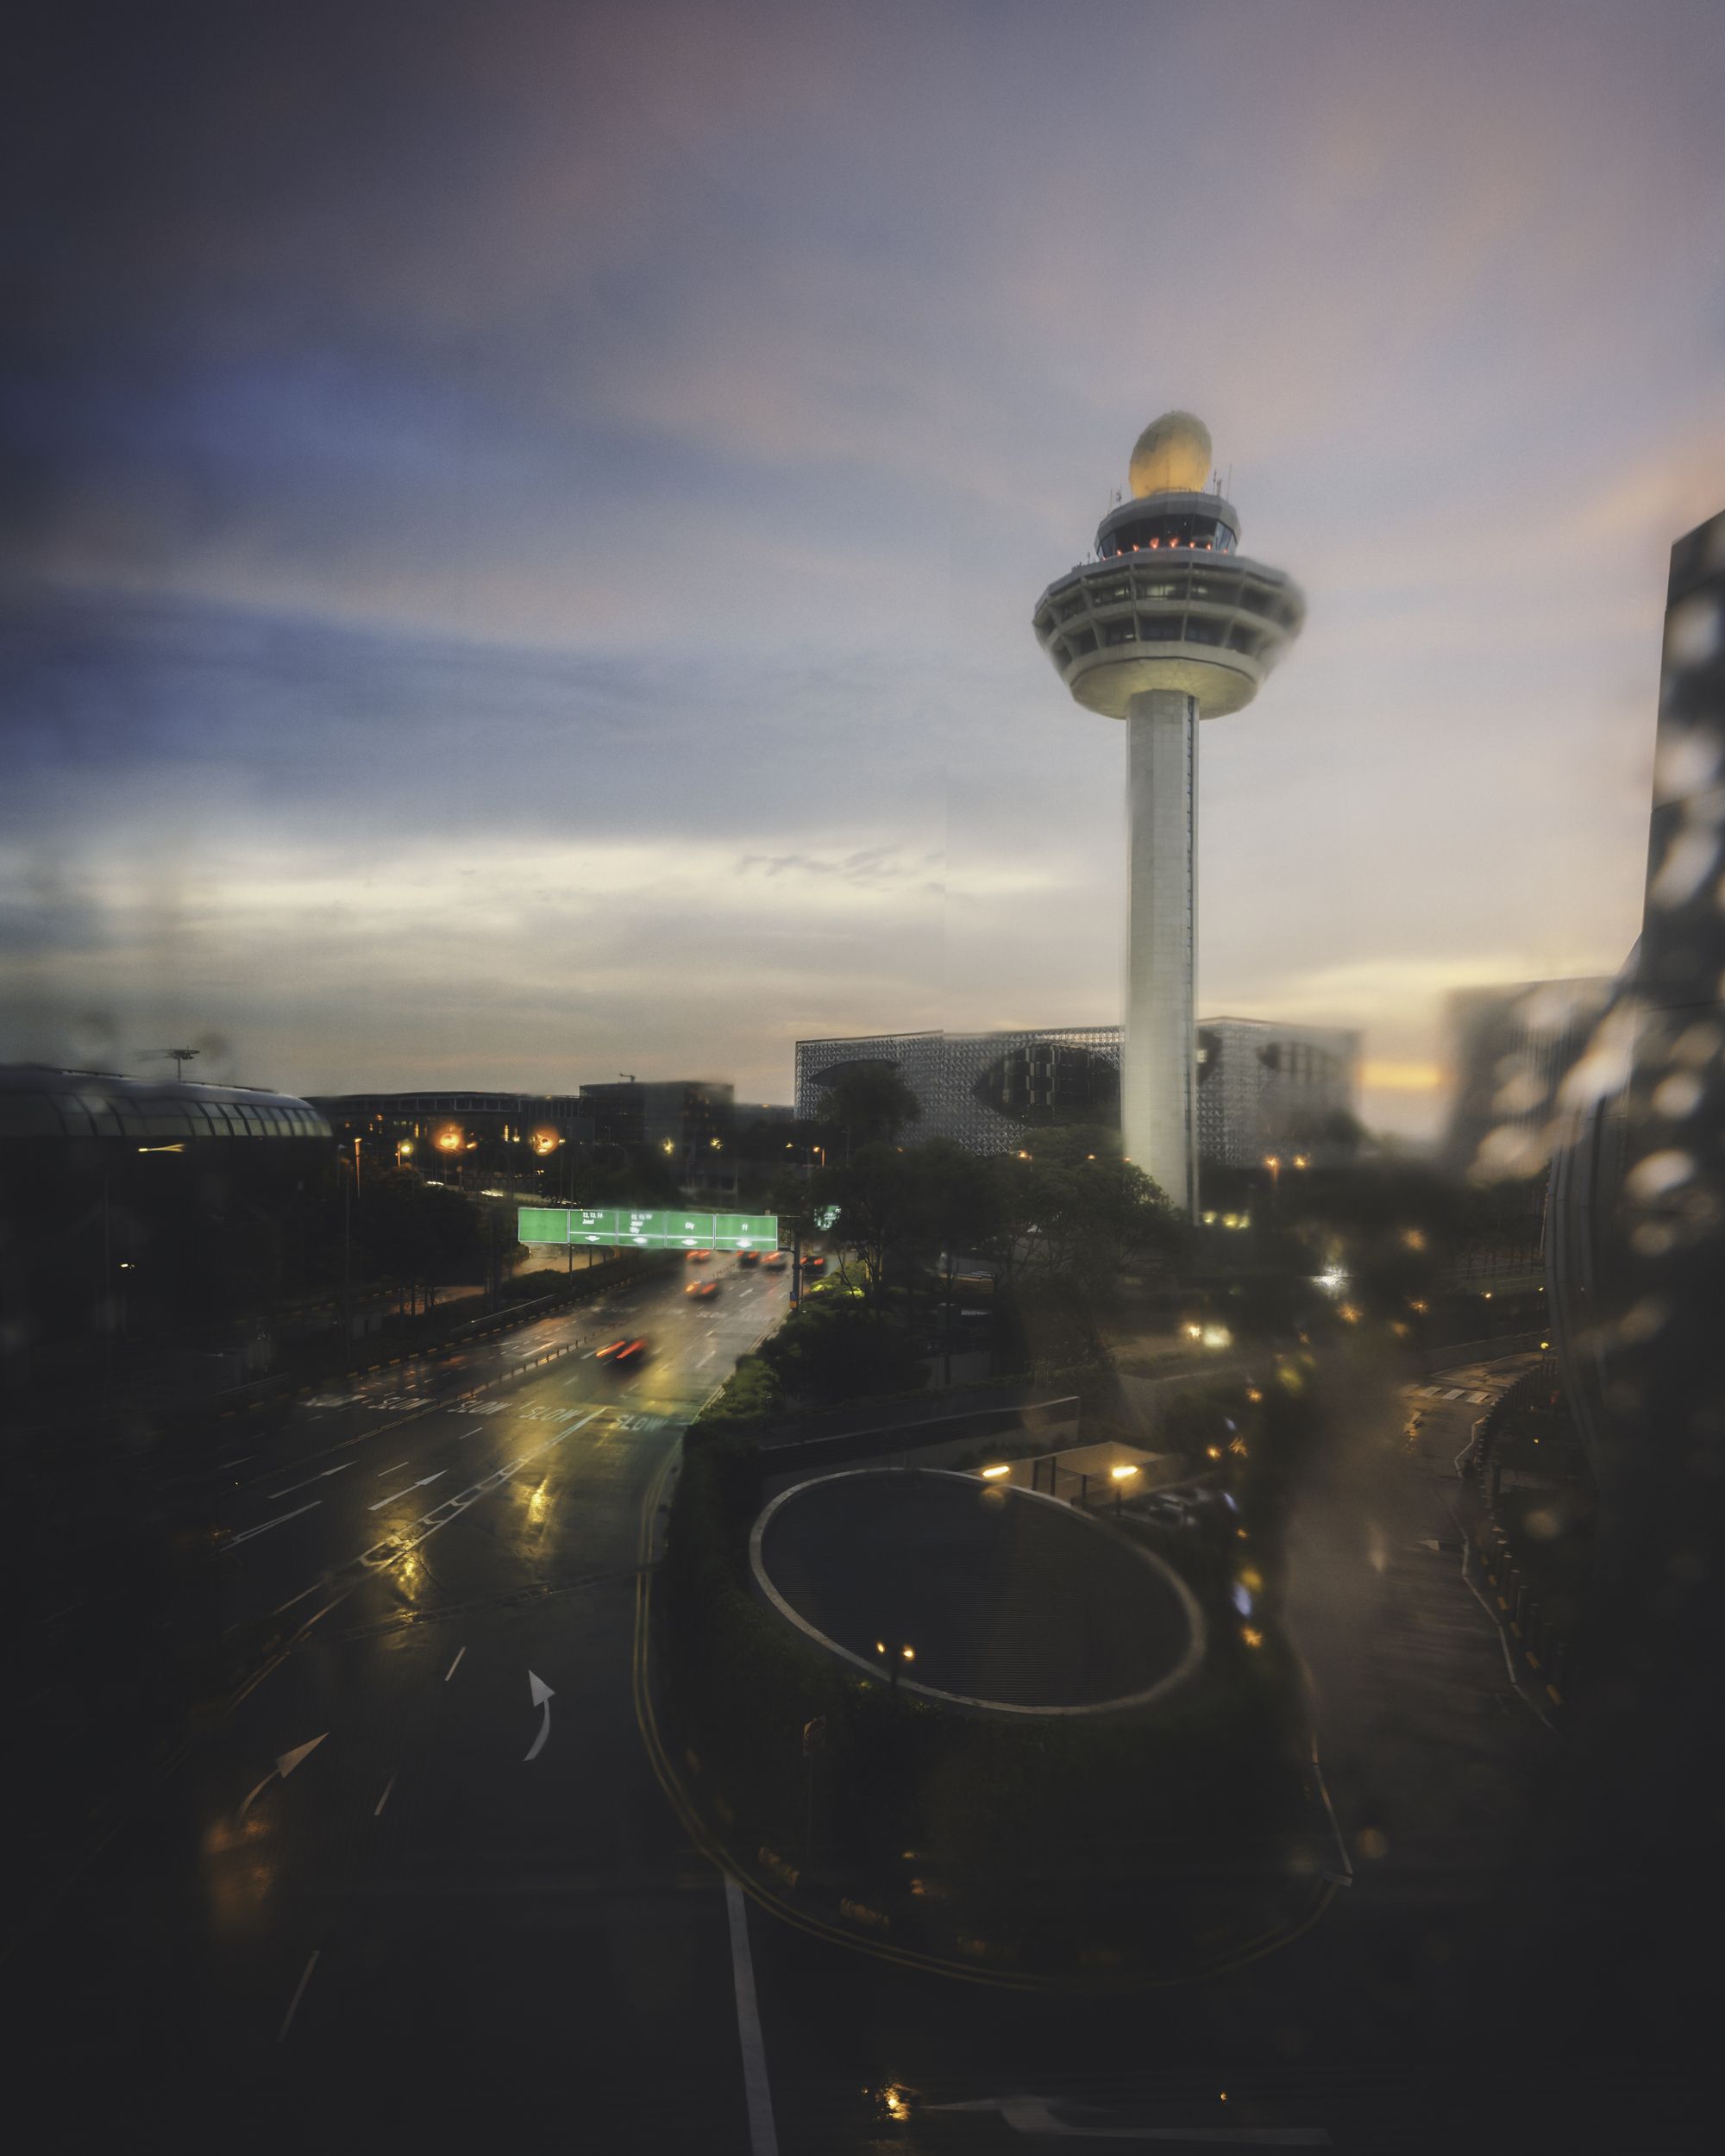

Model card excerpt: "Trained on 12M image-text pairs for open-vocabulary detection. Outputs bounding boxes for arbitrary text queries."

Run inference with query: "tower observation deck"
[1032,411,1305,1212]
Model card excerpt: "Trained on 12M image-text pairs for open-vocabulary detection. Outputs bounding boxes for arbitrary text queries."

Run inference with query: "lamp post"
[875,1639,915,1695]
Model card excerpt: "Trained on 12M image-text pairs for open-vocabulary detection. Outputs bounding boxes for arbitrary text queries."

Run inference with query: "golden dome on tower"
[1128,411,1213,498]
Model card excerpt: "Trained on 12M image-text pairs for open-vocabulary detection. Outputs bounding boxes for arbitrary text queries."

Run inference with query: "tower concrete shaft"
[1032,410,1303,1214]
[1124,690,1197,1214]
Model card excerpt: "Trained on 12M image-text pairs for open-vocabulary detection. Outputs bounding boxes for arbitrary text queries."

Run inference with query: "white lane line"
[367,1470,448,1512]
[444,1646,466,1683]
[724,1876,780,2156]
[375,1460,410,1477]
[277,1949,321,2042]
[273,1579,327,1617]
[228,1501,321,1550]
[373,1775,396,1817]
[216,1456,254,1469]
[455,1426,481,1439]
[267,1461,355,1501]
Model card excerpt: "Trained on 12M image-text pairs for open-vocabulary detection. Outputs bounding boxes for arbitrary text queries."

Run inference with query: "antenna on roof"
[145,1048,200,1080]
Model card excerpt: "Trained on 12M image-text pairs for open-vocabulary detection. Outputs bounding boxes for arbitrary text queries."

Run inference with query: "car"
[686,1278,718,1299]
[736,1249,761,1268]
[608,1337,649,1370]
[593,1338,630,1363]
[800,1253,826,1274]
[686,1248,712,1263]
[762,1251,787,1270]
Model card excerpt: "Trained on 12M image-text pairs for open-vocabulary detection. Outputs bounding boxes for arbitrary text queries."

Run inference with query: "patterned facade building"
[1194,1018,1362,1169]
[796,1019,1358,1167]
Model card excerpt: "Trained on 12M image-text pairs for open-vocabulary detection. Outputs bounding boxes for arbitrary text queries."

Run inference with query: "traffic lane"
[193,1265,681,1502]
[23,1370,739,2134]
[210,1260,774,1620]
[209,1259,716,1552]
[215,1389,657,1639]
[281,1459,754,2145]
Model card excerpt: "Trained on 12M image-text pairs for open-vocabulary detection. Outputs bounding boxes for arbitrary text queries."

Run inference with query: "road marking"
[524,1670,555,1761]
[216,1456,254,1469]
[375,1460,410,1477]
[239,1733,328,1821]
[1310,1739,1353,1887]
[277,1950,320,2042]
[444,1647,466,1683]
[273,1580,327,1616]
[1442,1387,1465,1399]
[267,1461,354,1500]
[367,1470,448,1512]
[724,1875,780,2153]
[373,1775,396,1817]
[927,2094,1330,2140]
[455,1426,481,1439]
[228,1501,321,1549]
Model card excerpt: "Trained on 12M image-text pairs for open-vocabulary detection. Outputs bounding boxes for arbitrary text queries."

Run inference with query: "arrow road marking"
[524,1670,555,1762]
[367,1470,448,1512]
[267,1461,354,1501]
[228,1501,321,1550]
[239,1732,328,1821]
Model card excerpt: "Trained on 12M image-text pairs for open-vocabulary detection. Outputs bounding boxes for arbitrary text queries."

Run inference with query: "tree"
[757,1296,925,1406]
[353,1169,485,1313]
[995,1131,1183,1289]
[814,1062,922,1157]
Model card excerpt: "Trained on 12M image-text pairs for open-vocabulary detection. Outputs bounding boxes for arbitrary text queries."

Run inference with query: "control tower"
[1032,412,1304,1213]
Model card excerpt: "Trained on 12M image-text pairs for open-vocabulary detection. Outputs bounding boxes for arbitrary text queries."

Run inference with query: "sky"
[3,0,1723,1138]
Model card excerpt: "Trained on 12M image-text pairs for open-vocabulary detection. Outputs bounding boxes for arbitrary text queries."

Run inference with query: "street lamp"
[874,1639,915,1693]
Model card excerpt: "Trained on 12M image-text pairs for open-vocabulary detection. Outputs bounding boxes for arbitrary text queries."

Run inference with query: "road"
[13,1257,787,2148]
[12,1338,1608,2152]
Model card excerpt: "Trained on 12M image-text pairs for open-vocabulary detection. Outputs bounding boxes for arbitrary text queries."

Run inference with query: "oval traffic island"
[750,1468,1204,1714]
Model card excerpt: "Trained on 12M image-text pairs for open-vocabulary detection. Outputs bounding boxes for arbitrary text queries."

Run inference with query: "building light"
[982,1464,1011,1480]
[1110,1463,1139,1481]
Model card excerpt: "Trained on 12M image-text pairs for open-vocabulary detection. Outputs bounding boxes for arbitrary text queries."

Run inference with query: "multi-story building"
[1195,1017,1362,1168]
[794,1028,1119,1156]
[796,1020,1358,1169]
[577,1079,732,1163]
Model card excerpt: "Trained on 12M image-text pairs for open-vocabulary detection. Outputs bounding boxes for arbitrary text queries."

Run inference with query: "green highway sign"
[518,1206,779,1252]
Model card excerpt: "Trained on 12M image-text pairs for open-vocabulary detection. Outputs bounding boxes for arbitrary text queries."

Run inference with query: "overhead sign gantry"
[517,1206,779,1252]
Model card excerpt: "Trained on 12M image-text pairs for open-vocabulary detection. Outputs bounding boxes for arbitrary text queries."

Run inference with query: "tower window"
[1138,613,1183,642]
[1184,614,1226,646]
[1103,617,1138,646]
[1067,626,1097,655]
